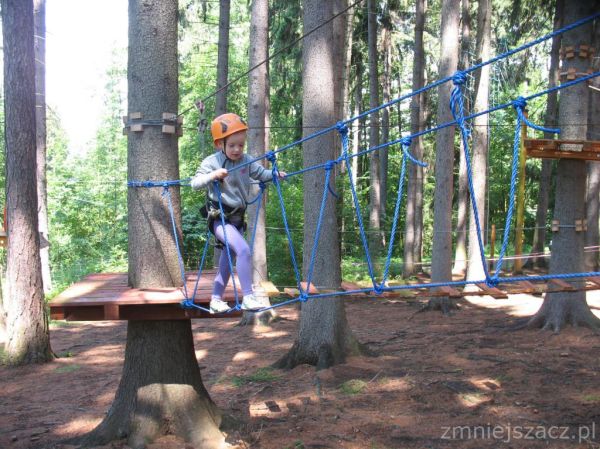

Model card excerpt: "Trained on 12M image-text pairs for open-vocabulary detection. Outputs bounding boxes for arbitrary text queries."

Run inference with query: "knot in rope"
[452,71,467,86]
[258,181,267,191]
[299,292,309,303]
[161,184,170,196]
[485,277,499,289]
[324,160,337,171]
[512,96,527,111]
[373,284,384,295]
[266,151,277,164]
[336,121,349,136]
[400,136,412,147]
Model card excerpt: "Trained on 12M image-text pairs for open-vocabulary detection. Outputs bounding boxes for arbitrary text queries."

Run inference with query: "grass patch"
[582,394,600,403]
[57,351,75,358]
[282,441,305,449]
[231,367,280,387]
[339,379,367,395]
[54,364,81,373]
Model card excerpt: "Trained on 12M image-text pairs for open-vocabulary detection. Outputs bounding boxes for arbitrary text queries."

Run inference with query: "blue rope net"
[126,12,600,313]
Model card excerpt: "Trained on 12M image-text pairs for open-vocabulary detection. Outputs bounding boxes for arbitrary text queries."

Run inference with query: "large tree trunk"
[2,0,53,365]
[465,0,491,284]
[213,0,231,268]
[530,0,563,270]
[404,0,427,277]
[83,2,226,447]
[452,0,471,276]
[274,0,363,370]
[241,0,276,327]
[380,20,391,217]
[367,0,384,253]
[34,0,52,294]
[526,0,600,332]
[585,17,600,272]
[427,0,461,314]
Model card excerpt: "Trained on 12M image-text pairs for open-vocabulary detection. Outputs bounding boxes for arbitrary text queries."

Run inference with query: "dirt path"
[2,292,600,449]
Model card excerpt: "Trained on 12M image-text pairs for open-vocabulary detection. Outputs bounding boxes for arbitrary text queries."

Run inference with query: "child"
[191,113,285,313]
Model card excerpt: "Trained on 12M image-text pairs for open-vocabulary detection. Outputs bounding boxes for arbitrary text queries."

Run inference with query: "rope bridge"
[129,12,600,315]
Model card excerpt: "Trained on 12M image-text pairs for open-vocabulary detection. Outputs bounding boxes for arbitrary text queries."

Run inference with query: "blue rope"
[162,186,190,299]
[266,152,305,295]
[450,72,492,282]
[214,181,239,310]
[305,162,336,295]
[187,229,213,311]
[492,96,560,281]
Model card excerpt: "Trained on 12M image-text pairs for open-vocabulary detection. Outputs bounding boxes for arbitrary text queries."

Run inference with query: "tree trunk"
[380,23,391,217]
[466,0,491,284]
[530,0,563,270]
[213,0,231,268]
[215,0,230,115]
[241,0,276,327]
[2,0,53,365]
[404,0,427,278]
[452,0,471,276]
[526,0,600,332]
[34,0,52,294]
[585,16,600,272]
[367,0,383,253]
[274,0,363,370]
[427,0,461,314]
[83,2,226,447]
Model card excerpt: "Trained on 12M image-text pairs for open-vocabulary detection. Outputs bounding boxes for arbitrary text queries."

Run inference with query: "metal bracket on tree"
[122,111,184,137]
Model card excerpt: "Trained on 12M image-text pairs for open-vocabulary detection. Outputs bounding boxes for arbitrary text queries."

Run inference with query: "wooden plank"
[474,283,509,299]
[258,281,280,297]
[525,139,600,161]
[547,279,576,292]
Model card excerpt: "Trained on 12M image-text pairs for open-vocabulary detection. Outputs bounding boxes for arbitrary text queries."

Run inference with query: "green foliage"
[231,367,280,387]
[339,378,367,395]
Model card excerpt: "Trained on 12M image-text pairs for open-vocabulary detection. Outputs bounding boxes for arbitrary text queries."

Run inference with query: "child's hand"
[277,171,287,179]
[211,168,228,181]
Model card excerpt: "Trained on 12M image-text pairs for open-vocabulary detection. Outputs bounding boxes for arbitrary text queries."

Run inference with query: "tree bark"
[2,0,53,364]
[274,0,363,370]
[427,0,461,314]
[530,0,563,270]
[380,21,391,217]
[241,0,277,327]
[83,2,226,446]
[367,0,383,253]
[213,0,231,268]
[404,0,427,277]
[585,16,600,272]
[466,0,491,284]
[34,0,52,294]
[452,0,471,276]
[526,0,600,332]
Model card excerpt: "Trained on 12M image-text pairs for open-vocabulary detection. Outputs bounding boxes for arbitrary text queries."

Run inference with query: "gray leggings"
[212,222,253,298]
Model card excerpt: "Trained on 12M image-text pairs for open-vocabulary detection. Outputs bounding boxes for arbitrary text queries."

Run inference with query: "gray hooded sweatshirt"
[191,151,275,209]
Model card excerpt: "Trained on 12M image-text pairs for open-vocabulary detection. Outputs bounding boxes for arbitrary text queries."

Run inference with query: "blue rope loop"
[266,151,277,164]
[299,292,309,303]
[485,277,499,289]
[400,136,428,167]
[336,121,349,136]
[513,96,561,134]
[452,70,467,86]
[373,284,384,295]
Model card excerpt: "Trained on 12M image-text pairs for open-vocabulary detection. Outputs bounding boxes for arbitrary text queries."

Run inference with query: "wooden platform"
[50,271,248,321]
[524,139,600,161]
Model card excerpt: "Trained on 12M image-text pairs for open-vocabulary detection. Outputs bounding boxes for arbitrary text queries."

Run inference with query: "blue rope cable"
[187,229,213,311]
[214,181,240,310]
[221,13,599,176]
[266,153,305,295]
[493,97,560,279]
[338,126,378,290]
[304,164,335,299]
[450,72,493,283]
[162,186,190,299]
[248,182,266,254]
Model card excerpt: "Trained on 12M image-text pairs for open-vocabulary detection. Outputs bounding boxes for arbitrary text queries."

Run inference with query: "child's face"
[218,131,247,161]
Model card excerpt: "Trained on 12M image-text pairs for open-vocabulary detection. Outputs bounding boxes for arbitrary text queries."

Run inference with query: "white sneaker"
[241,294,263,311]
[209,296,230,314]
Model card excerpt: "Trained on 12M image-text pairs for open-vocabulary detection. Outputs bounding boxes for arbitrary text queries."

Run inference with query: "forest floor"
[2,290,600,449]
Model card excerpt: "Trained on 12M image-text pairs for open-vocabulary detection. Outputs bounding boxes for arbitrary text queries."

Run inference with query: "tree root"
[237,309,281,327]
[514,296,600,334]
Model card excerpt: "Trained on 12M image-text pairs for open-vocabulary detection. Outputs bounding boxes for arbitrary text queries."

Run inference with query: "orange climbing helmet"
[210,113,248,144]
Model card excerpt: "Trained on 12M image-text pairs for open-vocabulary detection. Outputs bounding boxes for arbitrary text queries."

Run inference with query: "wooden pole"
[514,111,528,273]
